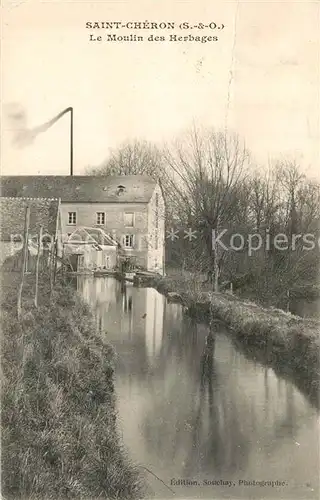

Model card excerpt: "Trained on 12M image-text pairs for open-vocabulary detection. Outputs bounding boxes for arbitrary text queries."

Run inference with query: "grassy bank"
[154,272,320,408]
[1,273,145,500]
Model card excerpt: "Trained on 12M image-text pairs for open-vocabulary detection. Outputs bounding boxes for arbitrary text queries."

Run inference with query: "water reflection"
[77,277,319,499]
[77,277,166,375]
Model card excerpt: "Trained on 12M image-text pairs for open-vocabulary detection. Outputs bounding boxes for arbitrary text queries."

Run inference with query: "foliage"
[88,139,163,179]
[87,127,320,307]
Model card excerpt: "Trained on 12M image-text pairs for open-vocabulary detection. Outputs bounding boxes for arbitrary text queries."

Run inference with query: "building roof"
[0,197,60,242]
[0,175,157,203]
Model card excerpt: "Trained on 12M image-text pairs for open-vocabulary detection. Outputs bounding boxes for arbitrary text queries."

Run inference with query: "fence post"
[53,240,58,285]
[34,226,43,308]
[17,206,30,318]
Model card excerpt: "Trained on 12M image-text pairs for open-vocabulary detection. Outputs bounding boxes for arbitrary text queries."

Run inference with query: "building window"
[68,212,76,225]
[124,212,134,227]
[123,234,134,248]
[155,193,159,208]
[96,212,105,225]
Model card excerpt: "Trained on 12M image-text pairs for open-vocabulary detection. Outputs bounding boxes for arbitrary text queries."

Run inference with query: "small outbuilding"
[63,227,119,272]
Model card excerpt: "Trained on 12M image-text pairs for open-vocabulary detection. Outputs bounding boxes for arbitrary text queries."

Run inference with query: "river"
[75,276,319,500]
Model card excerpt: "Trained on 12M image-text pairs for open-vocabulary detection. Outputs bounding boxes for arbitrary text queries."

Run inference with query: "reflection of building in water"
[144,288,164,361]
[77,276,119,333]
[129,287,165,364]
[120,283,133,338]
[77,276,92,303]
[78,277,165,369]
[78,276,118,309]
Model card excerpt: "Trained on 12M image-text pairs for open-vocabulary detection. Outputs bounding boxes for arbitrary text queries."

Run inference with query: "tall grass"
[157,269,211,303]
[1,276,145,500]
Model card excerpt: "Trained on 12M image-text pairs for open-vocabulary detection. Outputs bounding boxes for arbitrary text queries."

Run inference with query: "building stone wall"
[60,202,151,270]
[1,177,165,274]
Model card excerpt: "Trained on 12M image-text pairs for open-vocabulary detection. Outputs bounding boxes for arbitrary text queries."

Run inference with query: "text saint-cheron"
[85,21,176,30]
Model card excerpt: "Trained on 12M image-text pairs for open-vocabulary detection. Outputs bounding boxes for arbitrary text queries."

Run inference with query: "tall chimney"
[69,107,73,176]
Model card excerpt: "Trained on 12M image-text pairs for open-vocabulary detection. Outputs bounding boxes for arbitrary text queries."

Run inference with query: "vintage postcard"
[1,0,319,499]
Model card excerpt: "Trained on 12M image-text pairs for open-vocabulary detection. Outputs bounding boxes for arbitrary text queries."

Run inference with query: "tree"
[235,161,320,305]
[87,139,164,178]
[163,127,250,288]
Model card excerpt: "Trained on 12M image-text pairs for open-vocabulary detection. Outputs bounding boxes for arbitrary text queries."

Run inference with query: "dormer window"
[117,185,126,195]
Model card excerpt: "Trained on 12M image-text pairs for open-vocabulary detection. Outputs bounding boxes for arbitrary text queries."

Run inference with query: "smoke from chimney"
[5,102,72,148]
[5,103,35,148]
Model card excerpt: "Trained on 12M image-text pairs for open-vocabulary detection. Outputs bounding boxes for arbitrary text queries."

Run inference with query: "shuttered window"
[68,212,76,225]
[96,212,105,225]
[123,234,134,248]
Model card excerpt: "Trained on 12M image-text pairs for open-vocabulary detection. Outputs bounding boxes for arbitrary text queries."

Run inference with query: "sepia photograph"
[1,0,319,499]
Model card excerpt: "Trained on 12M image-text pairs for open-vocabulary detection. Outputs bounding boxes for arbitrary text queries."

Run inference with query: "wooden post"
[17,206,30,318]
[213,214,220,293]
[34,226,43,308]
[49,245,53,294]
[49,242,57,297]
[53,240,58,285]
[52,197,61,286]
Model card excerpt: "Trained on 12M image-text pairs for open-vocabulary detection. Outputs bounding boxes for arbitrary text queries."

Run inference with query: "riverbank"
[1,272,145,499]
[151,272,320,408]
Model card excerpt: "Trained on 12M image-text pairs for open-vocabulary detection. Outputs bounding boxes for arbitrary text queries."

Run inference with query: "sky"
[1,0,319,179]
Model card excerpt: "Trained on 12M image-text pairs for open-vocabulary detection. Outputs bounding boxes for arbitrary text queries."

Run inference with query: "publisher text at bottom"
[170,479,289,487]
